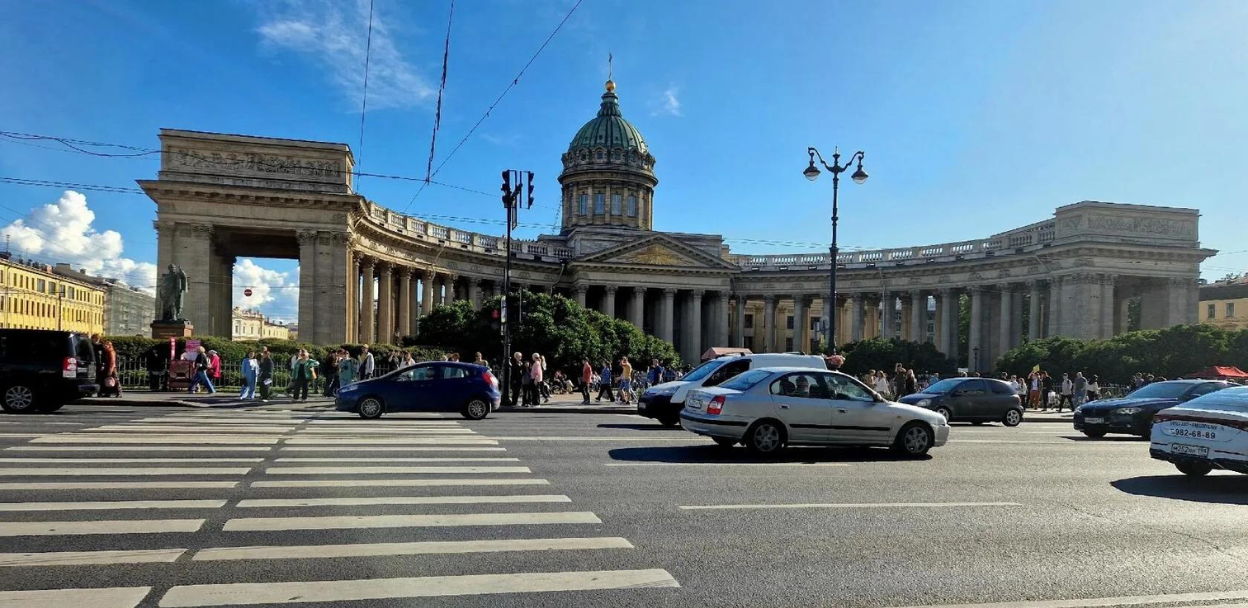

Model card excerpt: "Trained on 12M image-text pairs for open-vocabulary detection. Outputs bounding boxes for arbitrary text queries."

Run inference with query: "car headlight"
[916,399,931,407]
[1115,407,1141,415]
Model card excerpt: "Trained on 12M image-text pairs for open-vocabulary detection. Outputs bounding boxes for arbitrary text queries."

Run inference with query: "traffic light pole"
[499,170,534,406]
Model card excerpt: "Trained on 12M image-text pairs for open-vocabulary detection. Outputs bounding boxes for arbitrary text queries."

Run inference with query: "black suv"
[0,329,97,413]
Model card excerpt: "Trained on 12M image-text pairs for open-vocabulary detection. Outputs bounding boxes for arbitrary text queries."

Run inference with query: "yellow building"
[232,307,292,341]
[261,321,290,340]
[1197,282,1248,331]
[0,255,106,334]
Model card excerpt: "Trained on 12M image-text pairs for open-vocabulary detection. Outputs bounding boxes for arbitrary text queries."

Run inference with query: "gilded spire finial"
[605,52,615,92]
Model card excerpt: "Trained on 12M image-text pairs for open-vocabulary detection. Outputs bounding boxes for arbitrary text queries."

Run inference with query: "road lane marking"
[278,446,505,452]
[223,511,601,532]
[31,436,280,445]
[949,440,1141,445]
[0,499,227,511]
[251,478,549,488]
[237,495,571,508]
[679,501,1023,511]
[888,588,1248,607]
[0,586,151,607]
[489,436,702,441]
[0,519,204,536]
[272,457,518,463]
[263,466,530,475]
[192,536,631,561]
[0,548,185,567]
[0,467,251,476]
[0,458,262,464]
[605,462,850,467]
[86,426,301,434]
[4,446,271,452]
[158,569,678,606]
[283,438,499,445]
[0,482,237,490]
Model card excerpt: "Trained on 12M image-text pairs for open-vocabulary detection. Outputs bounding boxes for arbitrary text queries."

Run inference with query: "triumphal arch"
[139,80,1213,369]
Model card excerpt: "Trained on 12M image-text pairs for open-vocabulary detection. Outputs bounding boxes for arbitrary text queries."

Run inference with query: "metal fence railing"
[113,357,410,394]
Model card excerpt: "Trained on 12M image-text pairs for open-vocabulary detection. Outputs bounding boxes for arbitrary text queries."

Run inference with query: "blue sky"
[1,0,1246,322]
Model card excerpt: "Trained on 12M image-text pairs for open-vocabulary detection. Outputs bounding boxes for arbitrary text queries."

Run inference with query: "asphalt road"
[0,403,1246,608]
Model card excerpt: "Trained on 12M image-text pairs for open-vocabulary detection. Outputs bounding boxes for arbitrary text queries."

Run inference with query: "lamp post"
[803,146,867,352]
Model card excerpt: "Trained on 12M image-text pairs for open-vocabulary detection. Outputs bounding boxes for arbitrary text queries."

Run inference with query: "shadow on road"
[1111,475,1248,505]
[596,423,682,431]
[1062,435,1147,442]
[607,444,929,464]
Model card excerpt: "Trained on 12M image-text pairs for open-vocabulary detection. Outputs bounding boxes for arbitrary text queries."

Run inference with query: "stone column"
[468,278,481,309]
[211,252,234,339]
[1047,277,1062,337]
[851,293,865,342]
[659,289,676,343]
[968,286,985,371]
[296,229,319,344]
[359,259,375,343]
[629,287,645,330]
[418,270,433,317]
[441,274,457,306]
[410,270,422,338]
[397,268,412,338]
[937,288,957,359]
[602,286,617,319]
[907,290,924,342]
[761,296,776,353]
[998,284,1014,363]
[1100,275,1116,338]
[376,263,394,344]
[573,285,587,308]
[792,295,806,353]
[1117,295,1132,335]
[879,291,894,340]
[687,290,704,362]
[1027,280,1042,341]
[317,232,354,344]
[733,296,746,348]
[1167,277,1194,326]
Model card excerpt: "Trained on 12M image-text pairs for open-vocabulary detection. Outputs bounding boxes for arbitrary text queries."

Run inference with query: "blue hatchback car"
[335,362,500,420]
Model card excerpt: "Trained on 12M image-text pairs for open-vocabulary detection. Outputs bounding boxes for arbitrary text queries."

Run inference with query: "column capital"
[573,285,588,294]
[604,285,618,294]
[998,282,1017,294]
[1026,279,1040,290]
[662,288,676,296]
[376,260,394,273]
[907,289,922,299]
[690,289,704,298]
[359,257,376,270]
[397,266,414,278]
[763,294,775,303]
[851,292,864,302]
[295,229,318,245]
[969,285,987,294]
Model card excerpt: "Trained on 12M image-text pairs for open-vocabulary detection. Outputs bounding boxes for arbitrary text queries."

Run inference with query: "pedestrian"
[144,344,167,392]
[905,369,918,397]
[359,345,375,380]
[474,352,489,369]
[537,354,551,403]
[1028,372,1041,409]
[824,354,845,372]
[596,360,614,403]
[321,350,340,397]
[891,364,907,398]
[1087,374,1101,402]
[1072,371,1088,409]
[207,350,222,387]
[526,353,544,407]
[873,371,892,400]
[505,352,524,407]
[257,349,274,402]
[90,333,105,392]
[289,349,317,402]
[647,358,665,388]
[580,357,593,404]
[99,340,122,397]
[1041,371,1055,410]
[1057,373,1074,412]
[446,352,461,362]
[618,356,634,404]
[188,346,215,394]
[239,351,258,400]
[338,350,358,388]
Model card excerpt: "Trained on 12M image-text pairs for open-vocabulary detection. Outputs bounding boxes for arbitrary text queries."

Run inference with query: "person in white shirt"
[360,345,376,379]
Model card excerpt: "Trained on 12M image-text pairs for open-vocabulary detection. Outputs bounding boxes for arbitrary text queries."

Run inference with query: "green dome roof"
[567,82,649,155]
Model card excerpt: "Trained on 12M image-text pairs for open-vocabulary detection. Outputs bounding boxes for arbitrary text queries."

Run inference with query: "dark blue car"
[1073,379,1229,439]
[335,362,500,420]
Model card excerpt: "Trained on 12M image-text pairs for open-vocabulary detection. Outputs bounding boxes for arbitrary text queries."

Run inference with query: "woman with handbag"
[100,341,122,397]
[289,349,318,403]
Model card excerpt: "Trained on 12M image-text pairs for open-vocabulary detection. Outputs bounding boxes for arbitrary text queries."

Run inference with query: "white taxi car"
[679,367,950,456]
[1150,385,1248,477]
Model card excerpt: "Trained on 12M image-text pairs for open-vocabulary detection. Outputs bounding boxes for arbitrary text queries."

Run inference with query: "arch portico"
[139,84,1213,370]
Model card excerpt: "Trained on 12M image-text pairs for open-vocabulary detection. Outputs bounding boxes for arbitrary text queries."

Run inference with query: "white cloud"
[256,0,434,110]
[233,259,299,324]
[651,86,682,117]
[0,190,158,294]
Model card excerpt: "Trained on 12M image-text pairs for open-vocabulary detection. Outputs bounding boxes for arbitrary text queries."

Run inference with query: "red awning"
[1184,366,1248,379]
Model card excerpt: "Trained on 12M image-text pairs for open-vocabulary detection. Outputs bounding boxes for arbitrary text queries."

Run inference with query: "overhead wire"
[356,0,376,185]
[423,0,455,183]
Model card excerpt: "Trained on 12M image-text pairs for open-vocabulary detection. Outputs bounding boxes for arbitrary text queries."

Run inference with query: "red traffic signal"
[243,288,253,297]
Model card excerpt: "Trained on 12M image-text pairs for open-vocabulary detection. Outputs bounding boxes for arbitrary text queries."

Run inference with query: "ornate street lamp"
[803,146,867,352]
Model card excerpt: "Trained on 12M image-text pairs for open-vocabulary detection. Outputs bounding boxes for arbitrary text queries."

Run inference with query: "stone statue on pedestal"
[157,264,188,321]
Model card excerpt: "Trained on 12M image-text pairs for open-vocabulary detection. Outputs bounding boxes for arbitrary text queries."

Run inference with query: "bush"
[836,338,958,377]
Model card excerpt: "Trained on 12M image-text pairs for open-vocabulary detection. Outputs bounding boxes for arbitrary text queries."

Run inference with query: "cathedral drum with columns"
[139,79,1214,368]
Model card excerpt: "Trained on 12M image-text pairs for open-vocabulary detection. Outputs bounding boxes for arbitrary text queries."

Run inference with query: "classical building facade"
[52,264,154,336]
[231,307,291,341]
[140,80,1213,369]
[1198,282,1248,331]
[0,255,106,334]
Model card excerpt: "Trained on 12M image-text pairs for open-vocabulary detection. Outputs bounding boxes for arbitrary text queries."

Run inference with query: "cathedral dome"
[563,80,655,172]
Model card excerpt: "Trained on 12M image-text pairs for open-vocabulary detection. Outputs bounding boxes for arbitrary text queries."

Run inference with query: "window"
[743,336,754,350]
[399,365,438,382]
[785,338,793,351]
[627,195,638,217]
[1208,303,1216,319]
[786,315,794,330]
[770,372,827,398]
[594,193,605,214]
[441,366,469,379]
[578,194,588,215]
[744,314,754,329]
[611,194,622,215]
[719,369,770,391]
[825,374,877,402]
[809,317,820,331]
[705,359,750,387]
[1227,302,1236,318]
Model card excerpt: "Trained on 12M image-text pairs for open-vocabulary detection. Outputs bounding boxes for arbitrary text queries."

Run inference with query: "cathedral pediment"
[575,234,737,271]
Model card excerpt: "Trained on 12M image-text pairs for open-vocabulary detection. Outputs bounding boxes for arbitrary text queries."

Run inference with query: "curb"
[74,398,335,410]
[498,405,638,415]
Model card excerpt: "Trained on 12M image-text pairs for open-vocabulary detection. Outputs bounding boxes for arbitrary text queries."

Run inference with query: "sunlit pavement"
[0,404,1245,607]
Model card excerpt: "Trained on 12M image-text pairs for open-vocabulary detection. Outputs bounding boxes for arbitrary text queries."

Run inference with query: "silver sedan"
[680,367,951,456]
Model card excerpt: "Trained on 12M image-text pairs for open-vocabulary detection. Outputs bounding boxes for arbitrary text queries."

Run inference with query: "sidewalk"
[76,391,336,410]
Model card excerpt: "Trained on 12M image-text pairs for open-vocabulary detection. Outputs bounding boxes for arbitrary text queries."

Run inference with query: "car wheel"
[357,397,384,419]
[744,420,786,455]
[892,422,934,457]
[1082,430,1105,439]
[1175,461,1213,477]
[712,437,737,448]
[658,415,680,428]
[1002,409,1023,427]
[1,385,37,414]
[461,398,490,420]
[934,407,952,422]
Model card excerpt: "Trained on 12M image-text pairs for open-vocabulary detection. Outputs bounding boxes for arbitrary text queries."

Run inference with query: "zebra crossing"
[0,406,679,607]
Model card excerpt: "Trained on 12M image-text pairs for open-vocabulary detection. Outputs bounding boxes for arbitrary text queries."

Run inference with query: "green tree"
[837,338,957,377]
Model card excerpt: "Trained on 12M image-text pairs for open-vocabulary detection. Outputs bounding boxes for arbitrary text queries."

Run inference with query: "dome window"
[611,194,622,215]
[596,150,605,161]
[578,194,588,215]
[627,195,638,217]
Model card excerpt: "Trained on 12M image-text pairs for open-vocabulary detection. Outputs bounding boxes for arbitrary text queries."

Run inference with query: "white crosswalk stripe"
[0,407,678,605]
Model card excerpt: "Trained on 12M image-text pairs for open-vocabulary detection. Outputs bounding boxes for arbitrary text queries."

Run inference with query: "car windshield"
[923,379,964,394]
[681,359,725,383]
[719,369,772,391]
[1125,382,1191,400]
[1179,386,1248,412]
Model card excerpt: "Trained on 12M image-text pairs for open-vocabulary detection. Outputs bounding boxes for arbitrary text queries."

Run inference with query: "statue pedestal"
[151,320,193,340]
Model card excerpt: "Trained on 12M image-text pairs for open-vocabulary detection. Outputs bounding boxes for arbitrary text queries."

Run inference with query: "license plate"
[1170,444,1209,458]
[638,402,647,411]
[1084,417,1105,424]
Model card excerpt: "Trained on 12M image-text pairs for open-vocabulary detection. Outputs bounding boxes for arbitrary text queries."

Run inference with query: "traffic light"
[490,307,502,333]
[526,171,535,208]
[500,170,512,207]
